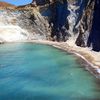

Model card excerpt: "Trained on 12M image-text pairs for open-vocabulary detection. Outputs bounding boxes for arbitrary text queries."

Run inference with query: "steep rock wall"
[38,0,95,45]
[87,0,100,51]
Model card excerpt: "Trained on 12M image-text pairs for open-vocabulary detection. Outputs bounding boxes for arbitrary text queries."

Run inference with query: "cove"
[0,43,100,100]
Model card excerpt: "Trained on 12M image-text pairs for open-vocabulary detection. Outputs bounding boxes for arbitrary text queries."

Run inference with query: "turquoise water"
[0,43,100,100]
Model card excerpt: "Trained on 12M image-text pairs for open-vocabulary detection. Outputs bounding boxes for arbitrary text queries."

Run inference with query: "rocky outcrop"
[0,3,50,41]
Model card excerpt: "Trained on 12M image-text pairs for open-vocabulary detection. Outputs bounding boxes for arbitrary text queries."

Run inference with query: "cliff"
[0,2,50,42]
[0,1,16,9]
[0,0,100,52]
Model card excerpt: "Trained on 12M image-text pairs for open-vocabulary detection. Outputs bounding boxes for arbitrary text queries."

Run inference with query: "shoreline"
[29,40,100,79]
[0,40,100,79]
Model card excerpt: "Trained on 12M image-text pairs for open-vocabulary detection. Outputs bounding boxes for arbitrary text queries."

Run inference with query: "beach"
[28,40,100,78]
[0,39,100,78]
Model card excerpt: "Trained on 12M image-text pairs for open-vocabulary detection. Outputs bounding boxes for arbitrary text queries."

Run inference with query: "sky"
[0,0,32,6]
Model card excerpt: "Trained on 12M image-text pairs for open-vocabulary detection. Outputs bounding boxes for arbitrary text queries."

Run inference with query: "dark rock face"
[49,0,69,41]
[87,0,100,51]
[32,0,50,5]
[75,0,95,47]
[46,0,95,43]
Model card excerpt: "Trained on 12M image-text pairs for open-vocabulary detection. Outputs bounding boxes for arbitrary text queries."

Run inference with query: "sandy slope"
[0,1,16,9]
